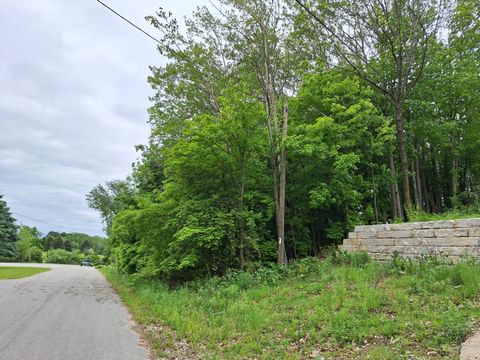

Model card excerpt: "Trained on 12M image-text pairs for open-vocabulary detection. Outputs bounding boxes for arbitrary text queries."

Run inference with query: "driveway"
[0,263,149,360]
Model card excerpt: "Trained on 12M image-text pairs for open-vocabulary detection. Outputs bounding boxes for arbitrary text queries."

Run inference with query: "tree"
[294,0,446,215]
[88,0,480,283]
[16,225,42,262]
[86,180,136,233]
[110,88,273,280]
[0,194,18,260]
[43,232,65,251]
[288,68,392,253]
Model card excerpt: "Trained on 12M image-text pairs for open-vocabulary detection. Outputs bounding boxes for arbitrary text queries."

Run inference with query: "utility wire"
[96,0,161,44]
[13,212,102,233]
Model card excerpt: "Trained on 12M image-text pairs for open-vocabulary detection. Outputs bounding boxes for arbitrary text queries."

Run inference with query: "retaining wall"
[339,218,480,261]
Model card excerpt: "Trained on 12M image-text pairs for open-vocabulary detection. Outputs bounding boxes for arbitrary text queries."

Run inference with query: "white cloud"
[0,0,208,236]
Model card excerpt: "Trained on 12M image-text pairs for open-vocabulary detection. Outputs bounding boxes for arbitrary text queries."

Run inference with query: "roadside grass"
[102,254,480,359]
[0,266,50,279]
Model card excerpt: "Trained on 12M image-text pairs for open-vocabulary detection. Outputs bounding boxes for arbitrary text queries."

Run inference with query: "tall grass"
[103,253,480,359]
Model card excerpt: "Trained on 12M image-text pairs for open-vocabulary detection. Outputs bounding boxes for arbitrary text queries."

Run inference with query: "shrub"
[43,249,82,264]
[29,247,43,263]
[329,249,370,267]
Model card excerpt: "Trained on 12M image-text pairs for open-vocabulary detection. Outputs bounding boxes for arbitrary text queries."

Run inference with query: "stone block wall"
[339,218,480,261]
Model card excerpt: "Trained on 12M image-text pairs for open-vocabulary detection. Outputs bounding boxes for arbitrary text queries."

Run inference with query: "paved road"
[0,263,149,360]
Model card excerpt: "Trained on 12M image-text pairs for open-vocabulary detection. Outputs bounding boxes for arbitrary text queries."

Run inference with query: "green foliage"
[328,249,371,267]
[16,226,42,262]
[85,180,136,234]
[288,69,392,251]
[12,226,107,265]
[28,247,43,263]
[0,194,18,260]
[86,0,480,283]
[43,249,83,264]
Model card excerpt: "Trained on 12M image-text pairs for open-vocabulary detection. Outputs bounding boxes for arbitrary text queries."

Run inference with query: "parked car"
[80,259,93,267]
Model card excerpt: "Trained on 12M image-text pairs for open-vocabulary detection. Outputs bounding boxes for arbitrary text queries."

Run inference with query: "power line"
[96,0,161,44]
[12,212,103,233]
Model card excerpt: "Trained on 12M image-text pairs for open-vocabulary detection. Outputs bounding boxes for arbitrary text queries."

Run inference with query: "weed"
[102,256,480,359]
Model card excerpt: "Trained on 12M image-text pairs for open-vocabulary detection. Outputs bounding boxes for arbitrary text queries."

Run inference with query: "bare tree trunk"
[452,156,458,205]
[394,103,411,216]
[389,151,404,219]
[433,158,442,211]
[239,181,245,270]
[411,162,420,211]
[277,104,288,265]
[390,182,398,219]
[371,168,379,223]
[415,152,423,211]
[420,159,431,213]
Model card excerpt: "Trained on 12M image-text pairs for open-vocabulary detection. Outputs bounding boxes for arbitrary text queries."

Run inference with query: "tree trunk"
[277,104,288,265]
[415,153,423,211]
[390,182,398,219]
[239,181,245,271]
[394,102,412,216]
[420,158,431,213]
[389,151,404,219]
[411,162,420,211]
[371,167,379,223]
[452,156,458,204]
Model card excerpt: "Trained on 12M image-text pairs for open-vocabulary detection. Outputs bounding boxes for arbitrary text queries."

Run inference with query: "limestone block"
[434,228,468,237]
[394,238,417,246]
[361,238,395,246]
[421,220,454,229]
[389,222,422,231]
[415,246,435,256]
[355,224,388,232]
[437,247,477,256]
[412,229,435,238]
[416,238,428,246]
[348,232,358,239]
[469,227,480,237]
[397,246,416,254]
[357,231,378,239]
[343,238,360,246]
[425,237,478,247]
[454,218,480,228]
[377,230,412,238]
[366,245,396,253]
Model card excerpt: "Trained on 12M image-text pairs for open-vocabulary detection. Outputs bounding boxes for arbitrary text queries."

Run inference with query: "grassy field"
[0,266,50,279]
[102,254,480,359]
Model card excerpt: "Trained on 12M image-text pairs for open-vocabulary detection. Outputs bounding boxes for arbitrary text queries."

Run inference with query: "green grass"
[408,210,480,222]
[102,255,480,359]
[0,266,50,279]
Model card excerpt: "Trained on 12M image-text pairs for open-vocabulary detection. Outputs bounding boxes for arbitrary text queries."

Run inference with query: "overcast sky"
[0,0,207,236]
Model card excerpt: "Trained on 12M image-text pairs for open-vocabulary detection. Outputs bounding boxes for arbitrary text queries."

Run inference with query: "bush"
[329,249,370,267]
[111,243,143,274]
[43,249,82,264]
[29,247,43,263]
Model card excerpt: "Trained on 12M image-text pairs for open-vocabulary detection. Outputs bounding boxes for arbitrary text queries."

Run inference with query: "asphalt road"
[0,263,149,360]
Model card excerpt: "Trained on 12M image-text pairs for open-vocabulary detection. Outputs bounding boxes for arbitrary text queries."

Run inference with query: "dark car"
[80,259,93,267]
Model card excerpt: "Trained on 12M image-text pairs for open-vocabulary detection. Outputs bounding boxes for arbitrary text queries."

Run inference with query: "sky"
[0,0,207,236]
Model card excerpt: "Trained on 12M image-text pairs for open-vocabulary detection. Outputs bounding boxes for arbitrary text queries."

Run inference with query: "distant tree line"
[83,0,478,282]
[0,193,107,264]
[16,228,107,264]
